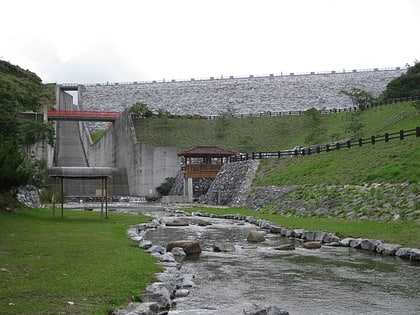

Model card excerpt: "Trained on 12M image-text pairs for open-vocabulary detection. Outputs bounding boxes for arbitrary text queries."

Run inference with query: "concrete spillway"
[52,120,129,198]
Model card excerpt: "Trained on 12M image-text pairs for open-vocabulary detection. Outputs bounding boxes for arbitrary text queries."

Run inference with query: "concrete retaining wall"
[78,110,180,197]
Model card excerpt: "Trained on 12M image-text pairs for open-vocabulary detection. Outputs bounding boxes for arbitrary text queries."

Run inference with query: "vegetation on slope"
[134,101,418,152]
[0,60,55,196]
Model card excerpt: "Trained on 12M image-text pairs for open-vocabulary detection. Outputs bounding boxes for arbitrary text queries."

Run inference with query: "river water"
[70,203,420,314]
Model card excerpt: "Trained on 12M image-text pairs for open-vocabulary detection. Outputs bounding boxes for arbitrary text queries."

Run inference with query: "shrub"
[156,177,175,196]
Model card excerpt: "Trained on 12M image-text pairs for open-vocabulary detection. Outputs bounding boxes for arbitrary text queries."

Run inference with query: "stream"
[70,203,420,314]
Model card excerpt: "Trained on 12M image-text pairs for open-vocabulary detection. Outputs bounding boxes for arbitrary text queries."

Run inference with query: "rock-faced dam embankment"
[77,68,405,116]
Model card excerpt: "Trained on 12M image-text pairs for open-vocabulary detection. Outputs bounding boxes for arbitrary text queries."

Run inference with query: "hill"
[133,101,418,152]
[0,60,55,200]
[0,60,55,112]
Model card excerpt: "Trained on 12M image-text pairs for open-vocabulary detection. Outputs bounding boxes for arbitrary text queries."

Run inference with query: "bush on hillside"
[380,61,420,100]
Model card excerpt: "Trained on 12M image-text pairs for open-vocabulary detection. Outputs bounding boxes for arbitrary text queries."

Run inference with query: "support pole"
[105,177,108,219]
[60,177,64,219]
[100,177,104,219]
[52,177,56,217]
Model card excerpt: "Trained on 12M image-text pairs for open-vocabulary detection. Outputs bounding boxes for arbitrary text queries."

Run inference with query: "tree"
[304,107,326,144]
[129,102,153,118]
[340,88,374,111]
[0,60,55,194]
[0,139,31,193]
[412,100,420,115]
[380,61,420,100]
[215,106,236,138]
[345,112,364,138]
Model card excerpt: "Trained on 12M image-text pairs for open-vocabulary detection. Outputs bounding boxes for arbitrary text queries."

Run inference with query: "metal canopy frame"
[48,167,113,219]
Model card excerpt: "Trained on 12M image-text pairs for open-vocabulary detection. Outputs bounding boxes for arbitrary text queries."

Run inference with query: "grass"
[0,208,161,315]
[133,101,419,152]
[181,206,420,248]
[254,136,420,186]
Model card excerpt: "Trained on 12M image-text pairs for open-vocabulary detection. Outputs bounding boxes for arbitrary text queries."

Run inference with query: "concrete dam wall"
[77,110,180,198]
[78,68,405,118]
[53,87,180,198]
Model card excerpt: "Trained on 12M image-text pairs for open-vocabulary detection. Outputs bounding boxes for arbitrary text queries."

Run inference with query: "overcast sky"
[1,0,419,84]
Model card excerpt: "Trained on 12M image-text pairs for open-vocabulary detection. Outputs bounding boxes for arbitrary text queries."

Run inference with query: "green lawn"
[181,206,420,248]
[0,208,161,315]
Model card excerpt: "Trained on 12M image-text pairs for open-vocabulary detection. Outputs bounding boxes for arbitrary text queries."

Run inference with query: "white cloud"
[1,0,418,83]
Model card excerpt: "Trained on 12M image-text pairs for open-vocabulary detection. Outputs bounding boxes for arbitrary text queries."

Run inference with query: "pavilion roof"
[48,167,113,179]
[177,146,237,157]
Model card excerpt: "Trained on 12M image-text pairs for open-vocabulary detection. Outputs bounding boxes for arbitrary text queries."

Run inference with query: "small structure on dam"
[177,146,237,202]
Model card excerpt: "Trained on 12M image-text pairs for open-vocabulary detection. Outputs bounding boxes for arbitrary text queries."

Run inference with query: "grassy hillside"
[0,60,55,111]
[134,101,419,222]
[133,101,419,152]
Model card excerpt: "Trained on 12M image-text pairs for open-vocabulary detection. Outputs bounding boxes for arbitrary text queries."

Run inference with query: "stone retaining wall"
[79,69,405,117]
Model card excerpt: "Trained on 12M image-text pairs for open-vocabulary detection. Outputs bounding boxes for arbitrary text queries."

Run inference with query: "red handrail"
[47,110,120,118]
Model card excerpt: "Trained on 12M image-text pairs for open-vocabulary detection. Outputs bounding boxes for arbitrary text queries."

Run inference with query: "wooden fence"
[196,95,420,120]
[229,127,420,162]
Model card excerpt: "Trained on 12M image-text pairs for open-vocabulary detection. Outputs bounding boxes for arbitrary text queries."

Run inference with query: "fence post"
[346,140,351,148]
[336,142,340,150]
[358,138,363,146]
[399,130,404,140]
[326,144,330,152]
[278,151,281,158]
[259,152,262,159]
[307,147,311,155]
[416,127,420,137]
[371,136,376,145]
[317,146,321,153]
[385,133,389,142]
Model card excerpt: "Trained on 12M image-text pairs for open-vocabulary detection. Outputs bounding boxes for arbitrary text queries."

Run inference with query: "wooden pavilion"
[177,146,237,179]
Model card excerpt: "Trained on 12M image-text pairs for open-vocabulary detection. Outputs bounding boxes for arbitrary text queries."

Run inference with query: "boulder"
[395,247,412,259]
[323,233,340,243]
[303,231,316,241]
[303,241,321,249]
[247,230,265,242]
[360,239,382,252]
[339,237,354,247]
[274,244,295,251]
[243,304,289,315]
[171,247,187,257]
[166,220,189,227]
[409,249,420,261]
[293,229,305,238]
[213,242,236,252]
[174,289,190,298]
[166,240,201,255]
[314,231,327,242]
[160,252,176,263]
[146,245,165,255]
[349,239,362,249]
[112,302,159,315]
[376,243,401,256]
[138,240,153,250]
[142,282,172,310]
[196,219,212,226]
